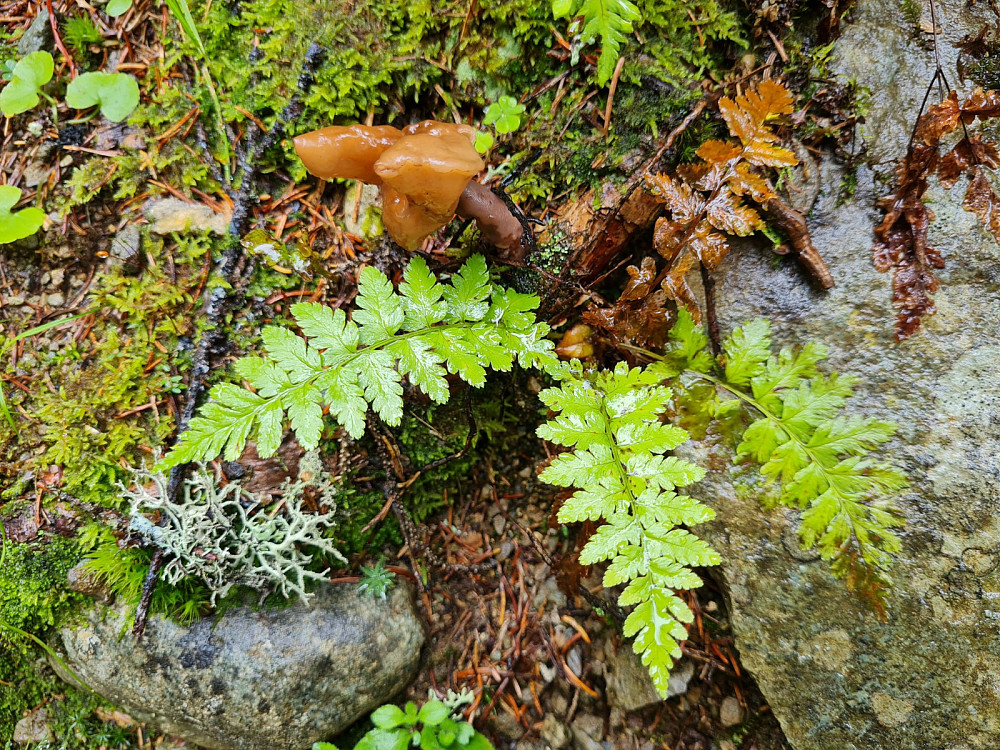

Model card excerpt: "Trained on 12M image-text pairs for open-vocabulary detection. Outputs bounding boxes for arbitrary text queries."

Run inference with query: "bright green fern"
[160,255,558,467]
[553,0,642,84]
[537,362,720,696]
[649,311,907,615]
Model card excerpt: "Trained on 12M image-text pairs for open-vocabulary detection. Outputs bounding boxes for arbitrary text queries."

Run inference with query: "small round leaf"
[0,186,45,244]
[66,71,140,122]
[0,52,54,116]
[106,0,133,16]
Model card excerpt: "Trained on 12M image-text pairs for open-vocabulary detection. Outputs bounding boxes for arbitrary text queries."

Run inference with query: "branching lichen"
[123,453,344,604]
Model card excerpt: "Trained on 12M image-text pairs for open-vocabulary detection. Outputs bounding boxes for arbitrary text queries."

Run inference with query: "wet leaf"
[964,167,1000,242]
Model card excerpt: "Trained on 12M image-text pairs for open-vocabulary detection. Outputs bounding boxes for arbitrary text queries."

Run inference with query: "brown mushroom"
[380,186,451,253]
[374,132,484,219]
[293,120,527,258]
[293,124,401,184]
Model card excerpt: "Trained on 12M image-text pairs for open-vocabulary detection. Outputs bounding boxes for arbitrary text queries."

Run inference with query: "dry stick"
[132,44,326,638]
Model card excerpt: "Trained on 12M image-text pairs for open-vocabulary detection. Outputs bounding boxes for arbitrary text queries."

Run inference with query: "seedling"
[65,71,139,122]
[482,95,526,134]
[313,699,493,750]
[357,560,396,600]
[0,51,55,117]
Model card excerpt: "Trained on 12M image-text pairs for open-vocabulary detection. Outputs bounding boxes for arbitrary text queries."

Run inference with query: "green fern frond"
[552,0,642,84]
[160,256,558,468]
[537,362,720,696]
[655,311,906,615]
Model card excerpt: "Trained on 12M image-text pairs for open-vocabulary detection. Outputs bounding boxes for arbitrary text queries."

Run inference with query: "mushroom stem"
[456,180,525,261]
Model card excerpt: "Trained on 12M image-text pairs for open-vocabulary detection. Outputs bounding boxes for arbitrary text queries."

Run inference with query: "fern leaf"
[537,362,719,696]
[160,256,558,468]
[658,311,907,614]
[554,0,641,84]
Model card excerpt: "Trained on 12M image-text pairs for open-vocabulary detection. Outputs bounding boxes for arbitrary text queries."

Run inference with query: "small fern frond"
[537,363,720,696]
[658,311,906,616]
[553,0,642,84]
[161,255,558,468]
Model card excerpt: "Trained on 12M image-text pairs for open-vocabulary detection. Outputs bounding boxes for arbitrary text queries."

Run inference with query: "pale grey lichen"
[124,452,345,604]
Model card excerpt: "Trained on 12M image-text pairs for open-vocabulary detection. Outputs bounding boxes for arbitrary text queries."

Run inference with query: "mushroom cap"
[401,120,478,146]
[293,124,402,184]
[374,132,484,217]
[381,187,451,251]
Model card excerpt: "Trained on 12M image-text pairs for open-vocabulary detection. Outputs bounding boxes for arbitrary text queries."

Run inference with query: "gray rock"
[144,197,231,235]
[540,713,572,749]
[605,646,693,712]
[718,697,743,728]
[691,0,1000,747]
[13,707,53,744]
[17,11,52,56]
[570,714,603,750]
[55,583,424,750]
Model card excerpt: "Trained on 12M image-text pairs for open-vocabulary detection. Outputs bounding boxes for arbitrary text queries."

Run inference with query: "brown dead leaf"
[964,167,1000,242]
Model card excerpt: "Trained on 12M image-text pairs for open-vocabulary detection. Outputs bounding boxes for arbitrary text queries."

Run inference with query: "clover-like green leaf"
[106,0,133,16]
[0,51,54,116]
[0,185,45,243]
[483,95,526,135]
[65,71,139,122]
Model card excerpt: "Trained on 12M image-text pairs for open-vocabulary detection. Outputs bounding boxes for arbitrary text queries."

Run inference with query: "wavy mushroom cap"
[293,124,402,184]
[380,187,452,251]
[374,132,484,217]
[401,120,478,146]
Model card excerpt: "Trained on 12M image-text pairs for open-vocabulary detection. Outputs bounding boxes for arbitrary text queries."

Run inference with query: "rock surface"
[144,197,232,235]
[56,583,424,750]
[12,707,53,744]
[693,0,1000,747]
[16,11,51,56]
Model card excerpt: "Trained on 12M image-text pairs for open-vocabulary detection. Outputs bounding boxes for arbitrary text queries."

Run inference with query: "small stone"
[66,562,114,604]
[22,161,52,188]
[570,714,604,750]
[548,689,570,715]
[719,742,736,750]
[49,268,65,286]
[45,292,64,308]
[492,514,506,535]
[606,647,694,712]
[17,11,53,56]
[719,696,744,728]
[13,707,54,744]
[5,295,25,306]
[144,197,232,235]
[566,646,583,677]
[120,132,146,150]
[540,714,571,749]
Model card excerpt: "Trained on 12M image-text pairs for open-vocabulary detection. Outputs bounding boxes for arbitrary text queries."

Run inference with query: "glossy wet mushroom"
[293,121,525,257]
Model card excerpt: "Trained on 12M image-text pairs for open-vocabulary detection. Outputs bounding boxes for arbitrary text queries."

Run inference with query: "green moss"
[0,533,96,744]
[0,234,212,507]
[0,534,82,632]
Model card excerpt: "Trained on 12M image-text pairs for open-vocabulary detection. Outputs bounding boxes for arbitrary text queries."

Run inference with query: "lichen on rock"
[124,452,344,604]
